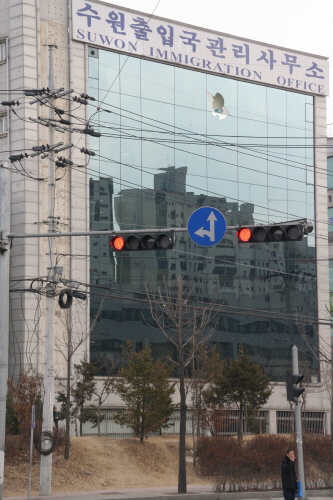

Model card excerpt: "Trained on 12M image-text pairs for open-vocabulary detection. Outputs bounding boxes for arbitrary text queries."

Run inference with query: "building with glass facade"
[88,45,320,382]
[0,0,331,433]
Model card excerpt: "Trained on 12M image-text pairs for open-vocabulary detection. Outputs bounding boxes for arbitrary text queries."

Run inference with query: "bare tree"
[189,344,220,466]
[146,276,218,494]
[90,358,117,437]
[296,319,333,457]
[54,299,105,459]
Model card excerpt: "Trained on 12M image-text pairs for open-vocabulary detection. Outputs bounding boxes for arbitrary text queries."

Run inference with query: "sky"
[103,0,333,134]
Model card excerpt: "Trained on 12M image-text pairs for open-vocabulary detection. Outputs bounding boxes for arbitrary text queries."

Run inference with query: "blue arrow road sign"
[188,206,227,247]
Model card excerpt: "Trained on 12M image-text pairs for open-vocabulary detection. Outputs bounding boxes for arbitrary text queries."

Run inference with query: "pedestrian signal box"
[286,372,305,401]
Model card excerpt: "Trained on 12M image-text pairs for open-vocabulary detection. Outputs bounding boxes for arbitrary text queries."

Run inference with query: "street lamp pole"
[0,160,10,500]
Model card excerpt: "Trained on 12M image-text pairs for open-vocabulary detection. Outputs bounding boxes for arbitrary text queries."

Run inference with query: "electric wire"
[77,101,333,203]
[3,50,330,376]
[3,87,330,304]
[9,237,326,305]
[87,102,321,184]
[71,151,327,237]
[96,0,161,110]
[88,56,323,133]
[10,285,330,327]
[4,87,331,181]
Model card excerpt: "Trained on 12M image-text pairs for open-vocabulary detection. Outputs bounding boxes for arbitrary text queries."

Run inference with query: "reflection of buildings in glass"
[85,33,322,384]
[90,177,114,287]
[89,176,117,360]
[113,166,315,306]
[113,166,247,291]
[327,137,333,322]
[90,176,124,369]
[91,165,317,379]
[90,177,114,231]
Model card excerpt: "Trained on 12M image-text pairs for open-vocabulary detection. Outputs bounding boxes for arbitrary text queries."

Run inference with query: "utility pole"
[0,159,10,500]
[292,345,307,500]
[39,45,57,496]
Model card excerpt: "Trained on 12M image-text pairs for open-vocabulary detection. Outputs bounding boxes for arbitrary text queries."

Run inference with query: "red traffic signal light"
[111,236,126,250]
[237,227,252,242]
[237,223,305,243]
[110,232,175,251]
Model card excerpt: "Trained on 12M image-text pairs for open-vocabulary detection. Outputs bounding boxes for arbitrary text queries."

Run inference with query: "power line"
[88,103,321,181]
[4,89,331,185]
[3,84,330,310]
[11,286,329,328]
[73,149,323,232]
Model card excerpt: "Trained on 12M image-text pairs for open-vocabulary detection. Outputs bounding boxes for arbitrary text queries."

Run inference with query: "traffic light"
[286,372,305,401]
[109,232,175,251]
[237,223,305,243]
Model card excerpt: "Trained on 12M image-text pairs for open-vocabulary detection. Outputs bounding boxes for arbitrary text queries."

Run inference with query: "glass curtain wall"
[88,47,317,381]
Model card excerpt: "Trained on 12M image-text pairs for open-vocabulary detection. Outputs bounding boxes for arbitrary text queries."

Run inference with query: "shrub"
[5,424,65,464]
[7,371,43,440]
[303,435,333,489]
[6,390,19,435]
[196,434,333,492]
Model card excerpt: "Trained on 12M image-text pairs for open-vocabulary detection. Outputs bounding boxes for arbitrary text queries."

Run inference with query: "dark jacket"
[281,455,297,490]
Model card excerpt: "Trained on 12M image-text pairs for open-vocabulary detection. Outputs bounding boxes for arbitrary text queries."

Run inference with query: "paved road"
[4,485,333,500]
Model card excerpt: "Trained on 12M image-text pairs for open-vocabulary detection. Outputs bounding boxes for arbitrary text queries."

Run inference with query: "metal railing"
[203,409,269,436]
[81,408,269,438]
[276,411,325,435]
[81,408,326,438]
[81,408,193,438]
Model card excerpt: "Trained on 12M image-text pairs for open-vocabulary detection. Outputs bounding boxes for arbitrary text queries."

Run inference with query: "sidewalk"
[4,485,333,500]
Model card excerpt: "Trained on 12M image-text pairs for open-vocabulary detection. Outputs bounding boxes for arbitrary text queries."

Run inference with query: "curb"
[4,487,333,500]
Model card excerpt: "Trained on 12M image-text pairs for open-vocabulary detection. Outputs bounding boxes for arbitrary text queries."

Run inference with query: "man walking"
[281,448,298,500]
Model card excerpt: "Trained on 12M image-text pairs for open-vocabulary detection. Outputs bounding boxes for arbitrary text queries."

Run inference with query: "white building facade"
[0,0,331,435]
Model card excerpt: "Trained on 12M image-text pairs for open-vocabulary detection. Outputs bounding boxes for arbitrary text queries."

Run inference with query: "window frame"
[0,41,6,63]
[0,115,7,135]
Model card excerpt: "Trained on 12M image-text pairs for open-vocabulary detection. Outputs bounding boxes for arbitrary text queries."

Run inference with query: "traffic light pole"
[8,227,216,238]
[292,345,307,500]
[7,219,311,240]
